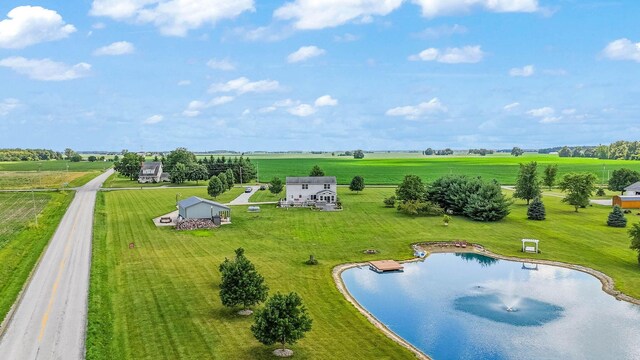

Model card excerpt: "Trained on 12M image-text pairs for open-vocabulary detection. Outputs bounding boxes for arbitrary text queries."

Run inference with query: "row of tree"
[424,148,454,156]
[0,148,63,161]
[556,141,640,160]
[468,148,495,156]
[207,169,235,198]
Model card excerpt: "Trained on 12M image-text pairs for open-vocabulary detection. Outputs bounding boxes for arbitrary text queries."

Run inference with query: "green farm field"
[252,154,640,185]
[0,191,74,323]
[87,187,640,360]
[0,161,112,189]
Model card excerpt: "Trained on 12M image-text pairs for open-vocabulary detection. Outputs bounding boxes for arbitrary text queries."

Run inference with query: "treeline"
[468,148,495,156]
[424,148,454,156]
[544,141,640,160]
[199,155,257,182]
[0,148,63,161]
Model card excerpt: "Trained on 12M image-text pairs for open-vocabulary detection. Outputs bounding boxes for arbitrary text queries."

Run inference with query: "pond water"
[341,253,640,360]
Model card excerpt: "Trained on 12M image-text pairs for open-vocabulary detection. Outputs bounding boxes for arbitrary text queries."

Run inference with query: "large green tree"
[463,180,511,221]
[511,147,524,157]
[395,175,425,202]
[608,168,640,194]
[188,164,209,184]
[353,150,365,159]
[543,164,558,190]
[309,165,325,177]
[208,175,224,198]
[114,152,144,180]
[164,147,196,172]
[269,177,284,194]
[251,292,312,356]
[558,173,597,212]
[219,248,268,314]
[629,223,640,265]
[349,176,365,193]
[225,168,235,188]
[170,163,188,184]
[514,161,541,204]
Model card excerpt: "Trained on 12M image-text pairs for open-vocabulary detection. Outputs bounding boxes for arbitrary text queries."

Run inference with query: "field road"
[0,169,114,360]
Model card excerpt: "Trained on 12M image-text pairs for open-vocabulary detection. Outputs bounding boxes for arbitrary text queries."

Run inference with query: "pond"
[341,253,640,360]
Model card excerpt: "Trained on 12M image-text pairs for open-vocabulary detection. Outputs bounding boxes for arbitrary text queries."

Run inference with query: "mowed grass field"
[253,154,640,185]
[0,191,73,323]
[87,186,640,360]
[0,161,111,189]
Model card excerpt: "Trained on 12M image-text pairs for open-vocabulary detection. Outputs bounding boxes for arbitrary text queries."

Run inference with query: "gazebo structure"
[521,239,539,253]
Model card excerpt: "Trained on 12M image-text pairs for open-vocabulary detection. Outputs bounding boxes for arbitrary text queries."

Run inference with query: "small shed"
[613,195,640,209]
[624,181,640,196]
[178,196,231,220]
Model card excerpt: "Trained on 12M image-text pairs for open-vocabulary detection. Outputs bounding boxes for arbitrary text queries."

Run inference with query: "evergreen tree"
[207,175,224,198]
[558,173,597,212]
[543,164,558,190]
[251,292,312,355]
[225,168,235,188]
[527,197,546,220]
[309,165,325,177]
[514,161,541,204]
[269,177,284,194]
[217,172,228,191]
[349,176,365,193]
[219,248,269,313]
[463,180,511,221]
[629,223,640,265]
[607,205,627,228]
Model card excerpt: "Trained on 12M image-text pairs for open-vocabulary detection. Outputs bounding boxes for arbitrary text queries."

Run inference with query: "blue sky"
[0,0,638,152]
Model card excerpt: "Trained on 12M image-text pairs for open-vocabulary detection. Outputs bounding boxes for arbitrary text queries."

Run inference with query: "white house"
[138,162,169,183]
[285,176,337,204]
[624,181,640,196]
[178,196,231,220]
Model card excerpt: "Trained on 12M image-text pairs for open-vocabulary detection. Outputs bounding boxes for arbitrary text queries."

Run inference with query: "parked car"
[245,187,252,193]
[259,185,266,190]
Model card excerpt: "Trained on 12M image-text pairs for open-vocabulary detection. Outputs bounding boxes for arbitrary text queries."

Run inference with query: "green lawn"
[0,191,74,323]
[87,186,640,360]
[253,154,640,185]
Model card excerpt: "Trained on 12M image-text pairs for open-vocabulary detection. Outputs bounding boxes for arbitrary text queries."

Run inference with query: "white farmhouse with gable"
[285,176,337,204]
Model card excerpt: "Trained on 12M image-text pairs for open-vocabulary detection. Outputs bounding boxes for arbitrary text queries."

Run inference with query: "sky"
[0,0,638,152]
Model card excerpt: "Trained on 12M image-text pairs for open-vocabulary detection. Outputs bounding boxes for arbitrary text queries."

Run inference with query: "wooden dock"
[369,260,404,273]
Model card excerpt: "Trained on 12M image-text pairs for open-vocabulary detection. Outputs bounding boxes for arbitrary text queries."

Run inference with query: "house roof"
[286,176,337,185]
[616,196,640,201]
[139,162,162,176]
[178,196,230,210]
[624,181,640,192]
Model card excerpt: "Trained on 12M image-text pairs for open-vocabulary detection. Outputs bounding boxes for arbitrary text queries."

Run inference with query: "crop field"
[87,187,640,360]
[0,161,111,189]
[0,160,112,172]
[0,191,73,323]
[253,154,640,185]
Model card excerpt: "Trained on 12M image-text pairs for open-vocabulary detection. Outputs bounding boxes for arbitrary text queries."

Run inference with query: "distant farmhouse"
[178,196,231,222]
[138,162,170,183]
[285,176,337,206]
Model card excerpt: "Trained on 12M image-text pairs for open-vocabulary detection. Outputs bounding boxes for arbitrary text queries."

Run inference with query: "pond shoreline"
[332,241,640,360]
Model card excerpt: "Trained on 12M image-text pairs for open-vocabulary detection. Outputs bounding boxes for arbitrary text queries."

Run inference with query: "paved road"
[0,169,114,360]
[228,185,261,205]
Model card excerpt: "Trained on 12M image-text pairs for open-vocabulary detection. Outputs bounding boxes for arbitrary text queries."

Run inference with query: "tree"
[527,197,546,220]
[463,180,511,221]
[217,172,228,190]
[114,152,144,180]
[269,177,284,194]
[170,163,188,184]
[395,175,425,202]
[70,154,83,162]
[424,148,434,155]
[309,165,324,177]
[607,205,627,228]
[113,155,119,162]
[208,175,224,198]
[608,168,640,194]
[543,164,558,190]
[426,175,482,215]
[164,147,196,172]
[353,150,365,159]
[225,168,235,188]
[219,248,269,314]
[87,155,97,162]
[629,223,640,265]
[251,292,312,356]
[188,164,209,184]
[64,148,76,160]
[511,147,524,157]
[558,173,597,212]
[383,196,396,208]
[514,161,541,204]
[349,176,365,193]
[558,146,572,157]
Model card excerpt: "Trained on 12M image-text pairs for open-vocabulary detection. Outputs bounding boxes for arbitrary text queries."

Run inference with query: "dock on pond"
[369,260,404,273]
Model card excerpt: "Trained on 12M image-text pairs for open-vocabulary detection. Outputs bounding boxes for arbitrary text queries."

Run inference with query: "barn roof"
[625,181,640,192]
[286,176,336,185]
[178,196,230,210]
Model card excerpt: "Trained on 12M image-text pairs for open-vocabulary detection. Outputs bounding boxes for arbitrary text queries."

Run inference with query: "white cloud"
[0,57,91,81]
[509,64,534,77]
[90,0,254,36]
[385,98,447,120]
[93,41,135,56]
[413,24,467,39]
[0,98,20,116]
[412,0,539,18]
[0,6,76,49]
[602,38,640,62]
[288,104,317,117]
[259,106,277,113]
[274,98,298,107]
[177,80,191,86]
[274,0,403,30]
[209,77,280,94]
[562,108,576,115]
[227,24,293,42]
[287,45,326,63]
[409,46,484,64]
[92,22,106,29]
[209,95,234,106]
[334,33,359,42]
[144,114,163,124]
[182,96,234,117]
[314,95,338,107]
[207,58,235,71]
[503,102,520,111]
[527,106,561,123]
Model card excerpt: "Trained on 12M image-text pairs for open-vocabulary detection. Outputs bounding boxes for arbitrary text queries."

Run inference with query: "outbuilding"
[613,195,640,209]
[178,196,231,220]
[624,181,640,196]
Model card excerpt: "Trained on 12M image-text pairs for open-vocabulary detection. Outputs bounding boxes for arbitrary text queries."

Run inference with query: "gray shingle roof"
[625,181,640,192]
[139,162,162,176]
[178,196,230,210]
[286,176,336,185]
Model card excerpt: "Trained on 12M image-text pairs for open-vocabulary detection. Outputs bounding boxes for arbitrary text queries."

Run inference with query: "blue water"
[341,253,640,360]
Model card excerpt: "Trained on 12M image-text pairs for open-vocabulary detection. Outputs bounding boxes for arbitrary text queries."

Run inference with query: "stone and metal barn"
[285,176,337,205]
[178,196,231,220]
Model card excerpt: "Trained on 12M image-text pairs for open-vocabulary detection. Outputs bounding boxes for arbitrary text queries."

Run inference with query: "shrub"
[596,188,606,196]
[383,196,396,208]
[397,200,444,216]
[607,205,627,228]
[527,197,546,220]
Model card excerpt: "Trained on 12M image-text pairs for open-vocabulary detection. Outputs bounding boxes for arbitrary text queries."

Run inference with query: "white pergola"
[522,239,539,253]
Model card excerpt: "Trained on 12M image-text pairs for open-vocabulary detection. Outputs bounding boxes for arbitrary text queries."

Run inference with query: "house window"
[311,195,317,200]
[324,184,330,189]
[302,184,308,189]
